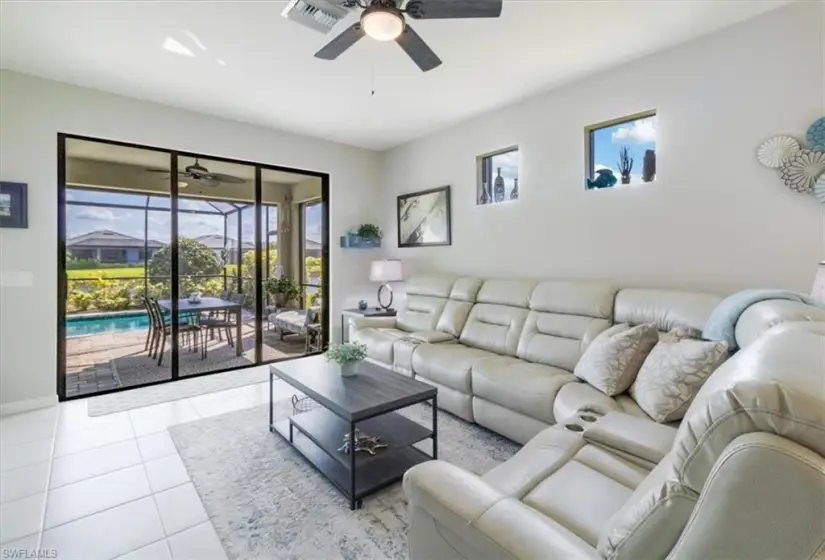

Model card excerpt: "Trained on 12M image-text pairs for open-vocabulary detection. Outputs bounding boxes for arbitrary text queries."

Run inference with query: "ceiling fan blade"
[396,25,442,72]
[146,168,173,173]
[194,177,221,188]
[315,23,365,60]
[206,173,246,184]
[406,0,502,19]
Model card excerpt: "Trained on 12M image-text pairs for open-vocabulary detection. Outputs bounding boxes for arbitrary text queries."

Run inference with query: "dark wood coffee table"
[269,356,438,510]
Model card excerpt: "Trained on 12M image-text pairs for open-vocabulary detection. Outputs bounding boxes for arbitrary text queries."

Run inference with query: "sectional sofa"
[350,275,825,559]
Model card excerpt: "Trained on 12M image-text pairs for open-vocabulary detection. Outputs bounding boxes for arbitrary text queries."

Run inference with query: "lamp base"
[377,283,394,310]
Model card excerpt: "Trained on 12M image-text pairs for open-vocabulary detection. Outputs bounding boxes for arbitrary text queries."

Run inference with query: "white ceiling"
[0,0,791,150]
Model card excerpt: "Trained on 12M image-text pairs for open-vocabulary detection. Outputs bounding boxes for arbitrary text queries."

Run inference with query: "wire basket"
[291,394,316,414]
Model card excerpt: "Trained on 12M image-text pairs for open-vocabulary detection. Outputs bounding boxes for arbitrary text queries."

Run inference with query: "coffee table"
[269,356,438,510]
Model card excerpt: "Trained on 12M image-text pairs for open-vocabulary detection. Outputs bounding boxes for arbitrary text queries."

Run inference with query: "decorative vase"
[494,167,505,202]
[340,361,358,378]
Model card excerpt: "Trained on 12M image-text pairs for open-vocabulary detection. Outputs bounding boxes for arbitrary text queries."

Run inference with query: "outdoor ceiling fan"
[315,0,503,72]
[146,159,246,188]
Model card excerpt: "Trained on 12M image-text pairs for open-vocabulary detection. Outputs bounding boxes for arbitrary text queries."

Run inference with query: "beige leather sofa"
[351,275,740,444]
[403,321,825,559]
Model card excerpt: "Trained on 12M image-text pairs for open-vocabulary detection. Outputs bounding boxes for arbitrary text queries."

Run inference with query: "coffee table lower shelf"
[271,416,432,509]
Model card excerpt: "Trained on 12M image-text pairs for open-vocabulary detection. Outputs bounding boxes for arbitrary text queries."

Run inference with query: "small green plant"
[357,223,382,239]
[325,342,367,365]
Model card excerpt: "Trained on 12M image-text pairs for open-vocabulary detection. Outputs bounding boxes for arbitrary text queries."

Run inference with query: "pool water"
[66,312,153,338]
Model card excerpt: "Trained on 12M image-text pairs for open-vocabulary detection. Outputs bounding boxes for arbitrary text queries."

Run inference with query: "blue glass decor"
[807,117,825,150]
[586,169,618,190]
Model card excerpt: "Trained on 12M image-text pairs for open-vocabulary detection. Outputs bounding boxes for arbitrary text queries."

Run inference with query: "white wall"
[381,2,825,293]
[0,71,380,407]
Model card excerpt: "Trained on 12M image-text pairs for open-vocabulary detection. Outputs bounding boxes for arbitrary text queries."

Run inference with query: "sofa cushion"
[574,324,659,396]
[435,300,474,337]
[630,338,728,422]
[553,382,651,423]
[614,289,721,332]
[523,458,635,546]
[412,343,496,393]
[396,295,447,332]
[472,356,575,423]
[459,303,529,356]
[476,279,536,308]
[351,327,406,364]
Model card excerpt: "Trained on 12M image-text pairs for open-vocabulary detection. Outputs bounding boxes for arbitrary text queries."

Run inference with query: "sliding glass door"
[58,134,330,401]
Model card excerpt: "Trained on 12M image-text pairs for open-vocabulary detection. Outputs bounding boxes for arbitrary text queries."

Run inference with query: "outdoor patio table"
[157,297,243,357]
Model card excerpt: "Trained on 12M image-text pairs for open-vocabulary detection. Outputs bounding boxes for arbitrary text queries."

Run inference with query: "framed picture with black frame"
[0,182,28,228]
[397,185,451,248]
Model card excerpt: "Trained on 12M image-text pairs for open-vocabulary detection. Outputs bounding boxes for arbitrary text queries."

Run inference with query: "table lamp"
[370,259,403,310]
[812,261,825,302]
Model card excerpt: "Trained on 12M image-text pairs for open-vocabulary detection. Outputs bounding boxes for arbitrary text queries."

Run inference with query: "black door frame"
[57,133,330,402]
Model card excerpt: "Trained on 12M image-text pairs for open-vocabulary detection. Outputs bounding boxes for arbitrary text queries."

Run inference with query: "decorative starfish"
[337,429,388,455]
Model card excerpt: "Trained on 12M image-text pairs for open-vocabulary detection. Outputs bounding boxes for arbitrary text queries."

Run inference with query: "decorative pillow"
[662,325,704,343]
[630,338,729,423]
[574,323,659,396]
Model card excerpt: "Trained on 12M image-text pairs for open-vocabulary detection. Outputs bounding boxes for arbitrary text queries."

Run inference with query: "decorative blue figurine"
[357,300,368,311]
[587,169,618,190]
[806,117,825,150]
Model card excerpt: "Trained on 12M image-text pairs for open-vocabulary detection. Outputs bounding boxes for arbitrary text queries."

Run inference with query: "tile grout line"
[36,406,61,552]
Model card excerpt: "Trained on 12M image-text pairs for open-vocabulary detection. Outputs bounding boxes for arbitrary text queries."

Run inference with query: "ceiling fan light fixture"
[178,181,189,188]
[361,8,404,42]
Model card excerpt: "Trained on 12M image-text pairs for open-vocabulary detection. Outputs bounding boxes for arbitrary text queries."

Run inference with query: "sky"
[592,115,656,186]
[66,189,323,245]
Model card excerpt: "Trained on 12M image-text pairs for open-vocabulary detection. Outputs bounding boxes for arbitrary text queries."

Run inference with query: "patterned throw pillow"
[630,338,729,423]
[574,323,659,396]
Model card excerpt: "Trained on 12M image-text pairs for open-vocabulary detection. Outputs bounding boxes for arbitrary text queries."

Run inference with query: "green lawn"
[67,267,145,279]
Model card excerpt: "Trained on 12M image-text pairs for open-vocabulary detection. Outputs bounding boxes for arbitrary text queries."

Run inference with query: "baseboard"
[0,395,59,416]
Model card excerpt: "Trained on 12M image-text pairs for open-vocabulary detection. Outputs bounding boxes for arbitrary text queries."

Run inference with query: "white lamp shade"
[370,260,403,283]
[812,262,825,301]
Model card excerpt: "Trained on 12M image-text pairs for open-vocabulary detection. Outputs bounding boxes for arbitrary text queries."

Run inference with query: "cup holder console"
[564,423,584,432]
[579,414,598,423]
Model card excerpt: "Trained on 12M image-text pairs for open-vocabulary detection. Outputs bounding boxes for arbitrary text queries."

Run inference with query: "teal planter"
[340,235,381,249]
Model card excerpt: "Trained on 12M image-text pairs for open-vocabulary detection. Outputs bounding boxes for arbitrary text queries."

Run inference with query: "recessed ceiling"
[1,0,791,150]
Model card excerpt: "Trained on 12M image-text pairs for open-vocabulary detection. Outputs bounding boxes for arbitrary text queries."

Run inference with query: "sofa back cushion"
[614,289,721,332]
[458,279,535,355]
[396,275,454,332]
[459,303,529,355]
[517,281,617,371]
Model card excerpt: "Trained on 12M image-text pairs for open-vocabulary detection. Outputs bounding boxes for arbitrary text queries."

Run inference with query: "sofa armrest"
[348,316,398,333]
[404,461,600,559]
[735,300,825,349]
[406,330,455,343]
[583,411,677,464]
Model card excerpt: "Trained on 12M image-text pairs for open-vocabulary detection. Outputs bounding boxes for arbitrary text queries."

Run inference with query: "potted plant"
[341,223,383,249]
[325,342,367,377]
[264,276,301,307]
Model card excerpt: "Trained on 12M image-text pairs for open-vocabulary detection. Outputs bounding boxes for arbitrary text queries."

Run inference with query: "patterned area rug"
[169,401,519,560]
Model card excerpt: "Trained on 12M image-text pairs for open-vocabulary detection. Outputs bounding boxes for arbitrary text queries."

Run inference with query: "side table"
[341,308,397,343]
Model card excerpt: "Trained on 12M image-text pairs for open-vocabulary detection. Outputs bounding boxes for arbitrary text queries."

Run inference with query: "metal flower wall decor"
[757,117,825,202]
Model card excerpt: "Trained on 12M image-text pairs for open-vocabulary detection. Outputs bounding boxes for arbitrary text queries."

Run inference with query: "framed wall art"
[397,185,451,248]
[0,182,28,229]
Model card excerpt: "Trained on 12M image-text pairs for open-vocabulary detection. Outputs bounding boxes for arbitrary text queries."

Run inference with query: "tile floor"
[0,366,292,560]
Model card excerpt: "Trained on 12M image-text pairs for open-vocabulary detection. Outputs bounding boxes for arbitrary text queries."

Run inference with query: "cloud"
[75,207,116,221]
[611,119,656,144]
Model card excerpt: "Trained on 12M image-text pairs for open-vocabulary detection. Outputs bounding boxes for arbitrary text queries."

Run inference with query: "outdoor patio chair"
[148,298,204,365]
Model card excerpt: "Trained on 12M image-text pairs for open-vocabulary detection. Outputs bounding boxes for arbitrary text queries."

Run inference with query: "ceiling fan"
[146,159,246,188]
[315,0,503,72]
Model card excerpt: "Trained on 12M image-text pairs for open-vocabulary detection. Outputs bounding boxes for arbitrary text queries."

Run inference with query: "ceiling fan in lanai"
[315,0,503,72]
[145,159,246,188]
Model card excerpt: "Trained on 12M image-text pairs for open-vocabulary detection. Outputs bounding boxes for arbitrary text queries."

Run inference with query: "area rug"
[169,400,519,559]
[87,366,270,416]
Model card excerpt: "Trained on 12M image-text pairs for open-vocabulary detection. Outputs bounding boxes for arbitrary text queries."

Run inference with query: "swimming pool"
[66,311,153,338]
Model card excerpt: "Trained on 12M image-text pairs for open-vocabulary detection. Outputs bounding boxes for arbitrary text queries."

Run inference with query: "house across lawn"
[68,229,165,264]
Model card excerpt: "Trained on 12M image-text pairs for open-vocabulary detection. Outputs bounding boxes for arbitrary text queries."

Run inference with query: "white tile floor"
[0,365,291,560]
